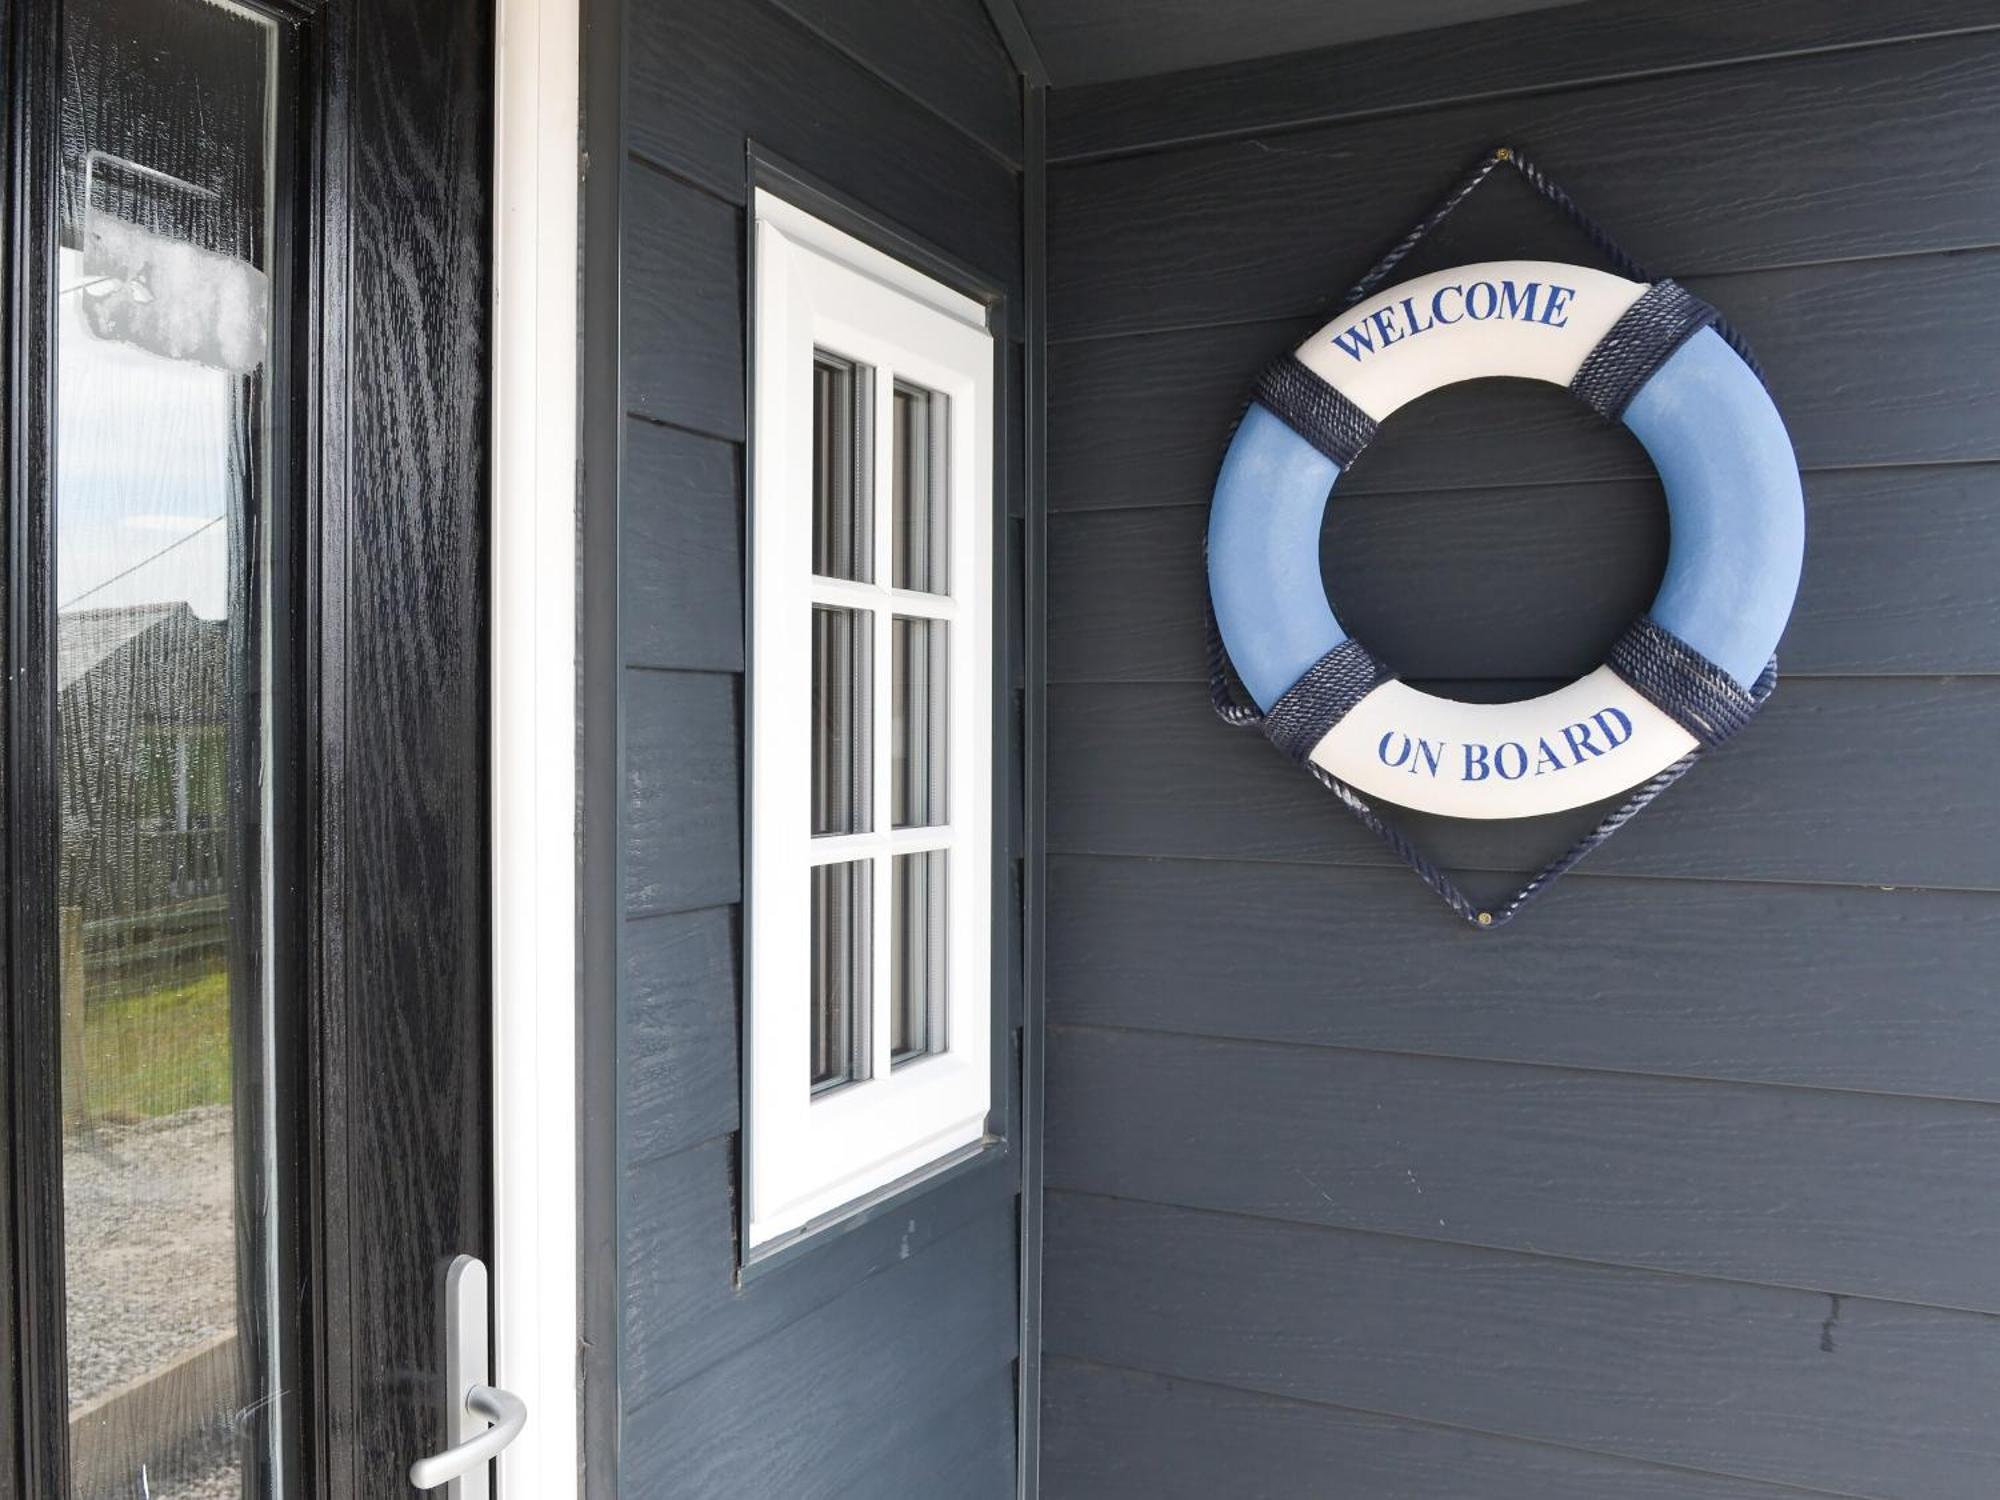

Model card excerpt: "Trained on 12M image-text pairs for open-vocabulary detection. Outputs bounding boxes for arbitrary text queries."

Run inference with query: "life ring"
[1208,259,1804,820]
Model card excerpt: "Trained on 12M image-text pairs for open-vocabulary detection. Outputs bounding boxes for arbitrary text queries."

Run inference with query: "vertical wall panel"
[612,0,1026,1494]
[1038,11,2000,1498]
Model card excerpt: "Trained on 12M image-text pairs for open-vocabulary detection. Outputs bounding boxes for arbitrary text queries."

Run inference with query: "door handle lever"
[409,1382,527,1492]
[408,1255,527,1498]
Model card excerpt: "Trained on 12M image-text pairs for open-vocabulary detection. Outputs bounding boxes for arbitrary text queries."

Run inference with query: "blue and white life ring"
[1208,260,1804,819]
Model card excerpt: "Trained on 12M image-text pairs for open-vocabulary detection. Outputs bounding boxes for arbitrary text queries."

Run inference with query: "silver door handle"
[408,1255,527,1498]
[409,1383,527,1491]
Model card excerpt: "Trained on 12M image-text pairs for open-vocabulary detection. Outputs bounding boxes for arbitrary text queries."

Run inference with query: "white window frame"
[746,188,996,1251]
[490,0,578,1489]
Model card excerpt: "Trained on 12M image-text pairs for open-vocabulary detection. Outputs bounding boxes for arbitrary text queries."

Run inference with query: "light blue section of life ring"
[1621,327,1804,689]
[1207,403,1346,710]
[1207,326,1804,710]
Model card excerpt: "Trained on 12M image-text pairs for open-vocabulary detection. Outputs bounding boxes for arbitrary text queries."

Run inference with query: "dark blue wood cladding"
[1049,253,2000,517]
[1048,1024,2000,1310]
[1048,0,2000,160]
[1038,7,2000,1497]
[614,0,1026,1494]
[1048,32,2000,338]
[623,166,745,441]
[768,0,1022,162]
[622,419,744,674]
[1047,1193,2000,1500]
[623,908,739,1168]
[1052,677,2000,890]
[1042,1357,1831,1500]
[621,1141,1017,1411]
[843,1364,1021,1500]
[1051,465,2000,682]
[1048,854,2000,1103]
[1019,0,1584,90]
[622,668,741,918]
[626,0,1022,302]
[629,1202,1019,1498]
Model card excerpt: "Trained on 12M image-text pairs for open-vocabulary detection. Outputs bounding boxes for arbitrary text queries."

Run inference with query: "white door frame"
[491,0,580,1491]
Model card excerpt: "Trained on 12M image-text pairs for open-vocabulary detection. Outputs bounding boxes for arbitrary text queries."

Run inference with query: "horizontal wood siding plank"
[1049,464,2000,682]
[1044,1192,2000,1500]
[1026,0,1587,92]
[622,420,744,671]
[1047,253,2000,513]
[624,907,739,1167]
[834,1364,1019,1500]
[624,668,741,916]
[625,1195,1018,1498]
[1048,33,2000,338]
[621,1139,1016,1413]
[1047,1024,2000,1310]
[1049,0,2000,161]
[1047,854,2000,1103]
[627,0,1022,298]
[623,165,744,440]
[1048,676,2000,891]
[1040,1357,1833,1500]
[767,0,1020,161]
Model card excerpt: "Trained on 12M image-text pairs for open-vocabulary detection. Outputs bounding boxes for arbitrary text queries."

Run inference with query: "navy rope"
[1204,146,1779,928]
[1570,280,1720,421]
[1607,616,1764,747]
[1261,641,1396,763]
[1253,357,1378,467]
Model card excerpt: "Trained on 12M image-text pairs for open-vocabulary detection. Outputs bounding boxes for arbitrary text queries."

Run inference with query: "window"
[746,189,996,1250]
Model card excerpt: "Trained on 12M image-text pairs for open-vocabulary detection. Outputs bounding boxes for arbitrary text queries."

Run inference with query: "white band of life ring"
[1207,260,1804,820]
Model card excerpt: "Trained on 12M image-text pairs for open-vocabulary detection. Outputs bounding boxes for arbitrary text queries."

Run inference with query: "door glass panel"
[56,0,286,1495]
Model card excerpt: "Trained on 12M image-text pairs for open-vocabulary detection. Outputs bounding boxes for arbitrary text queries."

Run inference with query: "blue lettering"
[1494,742,1529,781]
[1561,721,1602,763]
[1534,738,1565,775]
[1379,733,1445,776]
[1497,279,1543,322]
[1325,279,1576,364]
[1462,742,1491,782]
[1593,706,1635,748]
[1330,322,1375,361]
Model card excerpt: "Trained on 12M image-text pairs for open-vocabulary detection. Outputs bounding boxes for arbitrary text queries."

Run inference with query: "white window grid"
[746,190,996,1250]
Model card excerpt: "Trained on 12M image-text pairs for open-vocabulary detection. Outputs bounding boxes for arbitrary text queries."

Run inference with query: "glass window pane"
[811,861,872,1092]
[892,617,947,828]
[55,0,285,1492]
[892,380,949,593]
[813,352,873,582]
[812,607,873,836]
[892,851,947,1065]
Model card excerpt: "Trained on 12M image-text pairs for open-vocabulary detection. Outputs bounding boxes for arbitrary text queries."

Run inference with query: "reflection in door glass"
[56,0,284,1494]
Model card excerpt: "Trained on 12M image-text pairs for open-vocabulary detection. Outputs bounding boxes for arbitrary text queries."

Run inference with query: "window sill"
[736,1135,1010,1284]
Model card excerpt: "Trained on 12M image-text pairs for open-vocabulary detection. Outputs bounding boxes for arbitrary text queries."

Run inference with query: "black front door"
[2,0,494,1493]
